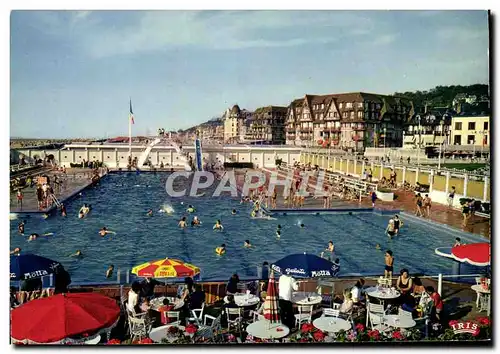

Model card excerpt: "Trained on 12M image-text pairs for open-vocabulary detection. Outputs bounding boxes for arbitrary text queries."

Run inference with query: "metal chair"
[128,315,152,342]
[197,314,222,342]
[163,311,180,325]
[322,308,340,318]
[294,305,313,327]
[366,303,385,327]
[225,307,243,335]
[249,309,265,323]
[188,303,205,325]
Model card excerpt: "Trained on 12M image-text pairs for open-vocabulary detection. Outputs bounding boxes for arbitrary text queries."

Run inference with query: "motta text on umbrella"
[11,269,50,279]
[311,270,332,277]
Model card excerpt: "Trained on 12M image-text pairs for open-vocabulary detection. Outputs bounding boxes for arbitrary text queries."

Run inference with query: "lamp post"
[383,127,387,156]
[417,116,422,166]
[438,120,444,171]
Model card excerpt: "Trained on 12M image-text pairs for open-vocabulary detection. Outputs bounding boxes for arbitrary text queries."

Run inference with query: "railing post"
[117,268,121,284]
[126,269,130,284]
[438,273,443,296]
[445,171,450,195]
[463,174,468,198]
[415,167,419,185]
[379,162,384,180]
[402,166,406,185]
[429,170,434,193]
[483,176,488,201]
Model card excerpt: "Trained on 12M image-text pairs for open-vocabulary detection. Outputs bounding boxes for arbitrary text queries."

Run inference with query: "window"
[321,103,325,109]
[357,111,364,118]
[376,103,381,109]
[346,102,353,109]
[358,102,364,108]
[319,113,323,119]
[350,111,355,118]
[339,103,343,109]
[484,122,489,130]
[468,122,476,130]
[455,122,462,130]
[334,112,338,118]
[484,136,488,145]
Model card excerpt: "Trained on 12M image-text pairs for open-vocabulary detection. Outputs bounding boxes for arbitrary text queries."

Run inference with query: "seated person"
[226,274,240,294]
[340,290,354,315]
[350,278,366,304]
[396,269,413,295]
[140,297,151,313]
[189,284,205,310]
[426,286,443,322]
[158,298,176,324]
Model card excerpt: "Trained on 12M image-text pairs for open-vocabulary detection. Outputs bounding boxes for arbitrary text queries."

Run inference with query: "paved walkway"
[10,168,100,214]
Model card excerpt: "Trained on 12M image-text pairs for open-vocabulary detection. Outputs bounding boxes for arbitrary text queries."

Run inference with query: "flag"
[129,99,135,125]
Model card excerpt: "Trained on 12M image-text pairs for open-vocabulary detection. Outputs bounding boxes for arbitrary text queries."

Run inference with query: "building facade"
[245,105,287,144]
[402,111,452,149]
[450,115,490,146]
[285,92,414,150]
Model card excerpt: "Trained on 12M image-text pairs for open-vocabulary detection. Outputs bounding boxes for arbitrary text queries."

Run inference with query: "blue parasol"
[10,254,62,281]
[271,253,336,278]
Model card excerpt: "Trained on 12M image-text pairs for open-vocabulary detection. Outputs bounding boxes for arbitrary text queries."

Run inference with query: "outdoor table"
[150,297,184,311]
[313,317,351,333]
[383,315,416,329]
[224,293,260,307]
[471,284,491,316]
[291,292,322,306]
[246,320,289,339]
[83,334,101,345]
[149,324,186,343]
[364,287,400,305]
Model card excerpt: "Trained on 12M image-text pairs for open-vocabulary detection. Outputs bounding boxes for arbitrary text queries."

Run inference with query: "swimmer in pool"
[386,219,396,238]
[213,219,224,230]
[326,241,335,253]
[179,217,187,228]
[276,230,281,238]
[18,221,25,235]
[10,247,21,255]
[244,240,252,248]
[70,250,83,257]
[28,233,39,241]
[147,209,154,216]
[106,265,114,278]
[375,243,381,250]
[99,227,116,236]
[42,214,49,219]
[191,216,201,226]
[78,211,85,219]
[215,243,226,255]
[300,223,305,228]
[232,209,237,215]
[186,205,196,213]
[393,215,403,235]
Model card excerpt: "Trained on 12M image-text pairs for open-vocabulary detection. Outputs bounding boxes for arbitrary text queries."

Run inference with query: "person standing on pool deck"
[278,272,298,330]
[384,250,394,282]
[423,194,432,217]
[447,186,456,208]
[415,194,424,217]
[371,191,377,207]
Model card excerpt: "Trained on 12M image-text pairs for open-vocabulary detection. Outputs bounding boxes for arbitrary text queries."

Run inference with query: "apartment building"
[402,110,452,148]
[285,92,414,150]
[246,105,287,144]
[450,115,490,146]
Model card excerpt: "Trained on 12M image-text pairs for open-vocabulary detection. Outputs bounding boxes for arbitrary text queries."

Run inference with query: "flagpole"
[129,98,132,160]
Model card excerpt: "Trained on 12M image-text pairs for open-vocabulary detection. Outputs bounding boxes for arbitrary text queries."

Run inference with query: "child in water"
[191,216,201,226]
[213,220,224,230]
[300,223,305,228]
[215,243,226,255]
[375,243,381,250]
[70,250,83,257]
[186,205,196,213]
[106,265,114,278]
[179,217,187,228]
[147,209,153,216]
[276,230,281,238]
[99,227,116,236]
[231,209,237,215]
[244,240,252,248]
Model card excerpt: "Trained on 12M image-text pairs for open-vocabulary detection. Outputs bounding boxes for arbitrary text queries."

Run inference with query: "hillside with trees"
[393,84,489,109]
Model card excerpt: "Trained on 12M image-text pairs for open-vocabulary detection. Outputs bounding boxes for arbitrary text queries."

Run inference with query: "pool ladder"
[50,194,61,208]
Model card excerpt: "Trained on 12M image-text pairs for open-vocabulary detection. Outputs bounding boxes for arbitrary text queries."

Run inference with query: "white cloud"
[372,34,398,46]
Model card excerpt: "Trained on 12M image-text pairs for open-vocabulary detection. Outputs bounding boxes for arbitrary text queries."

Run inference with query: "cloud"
[17,10,380,58]
[372,34,398,46]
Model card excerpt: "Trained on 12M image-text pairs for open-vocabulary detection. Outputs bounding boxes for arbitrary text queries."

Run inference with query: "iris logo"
[450,321,480,336]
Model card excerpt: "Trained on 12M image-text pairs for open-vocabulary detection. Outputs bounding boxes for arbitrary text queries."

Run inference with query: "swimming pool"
[10,172,487,283]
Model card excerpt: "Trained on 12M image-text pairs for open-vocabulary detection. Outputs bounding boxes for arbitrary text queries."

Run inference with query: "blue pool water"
[10,172,486,283]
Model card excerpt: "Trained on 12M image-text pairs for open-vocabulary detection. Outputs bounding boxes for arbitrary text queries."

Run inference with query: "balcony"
[298,127,313,132]
[285,127,296,132]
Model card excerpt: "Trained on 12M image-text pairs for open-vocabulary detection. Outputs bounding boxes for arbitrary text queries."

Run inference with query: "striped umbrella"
[131,258,200,278]
[263,272,280,324]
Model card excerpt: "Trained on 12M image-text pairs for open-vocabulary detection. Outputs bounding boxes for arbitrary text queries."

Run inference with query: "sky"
[10,10,490,139]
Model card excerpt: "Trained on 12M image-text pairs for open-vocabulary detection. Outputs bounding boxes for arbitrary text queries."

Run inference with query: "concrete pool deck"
[9,168,104,214]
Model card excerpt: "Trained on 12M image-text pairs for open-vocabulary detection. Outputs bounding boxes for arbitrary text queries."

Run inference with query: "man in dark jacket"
[141,277,164,299]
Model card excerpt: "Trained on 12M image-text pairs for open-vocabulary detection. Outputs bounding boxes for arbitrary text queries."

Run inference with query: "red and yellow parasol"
[131,258,200,278]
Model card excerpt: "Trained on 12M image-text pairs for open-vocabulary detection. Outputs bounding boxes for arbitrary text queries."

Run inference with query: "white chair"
[163,311,180,325]
[322,308,340,318]
[237,283,247,292]
[378,277,392,287]
[225,307,243,335]
[128,315,152,342]
[332,303,341,310]
[398,308,413,320]
[294,305,313,327]
[189,303,205,325]
[250,309,265,323]
[368,313,391,333]
[475,277,482,285]
[366,303,385,327]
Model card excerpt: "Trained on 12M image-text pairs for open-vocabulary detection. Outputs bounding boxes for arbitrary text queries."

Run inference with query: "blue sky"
[10,10,489,138]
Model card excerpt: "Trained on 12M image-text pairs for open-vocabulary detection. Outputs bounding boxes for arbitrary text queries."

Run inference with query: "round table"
[364,287,400,300]
[313,317,351,333]
[291,292,322,305]
[471,284,490,294]
[224,293,260,307]
[149,324,186,343]
[246,321,289,339]
[383,315,416,329]
[150,297,184,311]
[83,334,101,345]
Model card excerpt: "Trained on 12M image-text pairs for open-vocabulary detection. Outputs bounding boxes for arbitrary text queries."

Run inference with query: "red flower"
[106,339,121,345]
[448,320,459,327]
[301,323,314,333]
[477,317,490,326]
[186,324,198,334]
[368,330,380,340]
[299,337,309,342]
[392,331,404,340]
[82,333,89,338]
[355,323,365,332]
[139,338,153,344]
[313,330,326,342]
